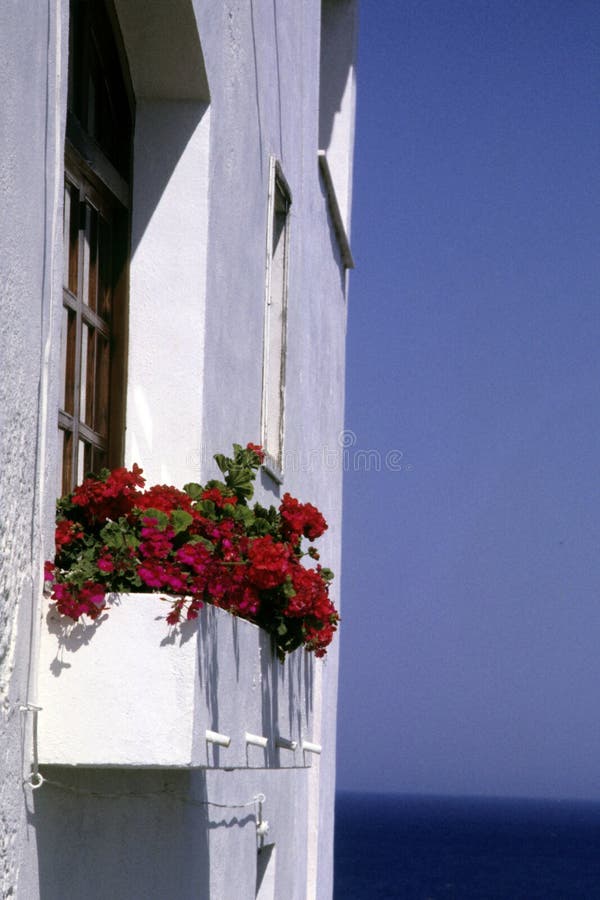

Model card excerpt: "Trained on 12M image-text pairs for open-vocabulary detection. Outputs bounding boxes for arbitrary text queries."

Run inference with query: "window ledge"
[318,150,355,270]
[37,595,315,770]
[261,452,284,485]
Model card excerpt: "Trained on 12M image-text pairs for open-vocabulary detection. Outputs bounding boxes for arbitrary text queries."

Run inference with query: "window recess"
[261,159,291,481]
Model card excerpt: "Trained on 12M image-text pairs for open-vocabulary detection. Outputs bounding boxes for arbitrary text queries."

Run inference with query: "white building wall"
[0,1,66,895]
[0,1,357,897]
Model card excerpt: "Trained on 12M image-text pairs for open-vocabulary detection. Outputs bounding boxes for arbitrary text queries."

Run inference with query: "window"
[261,159,291,478]
[59,0,132,494]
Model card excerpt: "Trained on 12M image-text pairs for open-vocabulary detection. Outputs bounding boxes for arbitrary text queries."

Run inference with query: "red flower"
[279,493,327,543]
[186,599,203,621]
[166,598,185,626]
[72,465,145,522]
[52,581,106,621]
[247,536,291,590]
[138,517,175,559]
[55,519,83,551]
[246,443,265,464]
[201,487,237,508]
[50,444,338,656]
[137,561,167,589]
[80,581,106,609]
[136,484,194,514]
[284,564,330,618]
[304,615,339,657]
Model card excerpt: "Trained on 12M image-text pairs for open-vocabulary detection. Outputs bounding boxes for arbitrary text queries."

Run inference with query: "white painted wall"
[38,596,314,770]
[126,99,211,486]
[0,1,357,897]
[0,1,66,896]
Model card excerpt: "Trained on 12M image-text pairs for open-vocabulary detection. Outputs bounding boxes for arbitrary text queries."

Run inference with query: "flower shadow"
[46,607,111,677]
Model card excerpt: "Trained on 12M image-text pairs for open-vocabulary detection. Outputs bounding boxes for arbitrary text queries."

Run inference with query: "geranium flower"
[47,442,338,656]
[247,535,291,589]
[201,487,237,508]
[279,493,327,543]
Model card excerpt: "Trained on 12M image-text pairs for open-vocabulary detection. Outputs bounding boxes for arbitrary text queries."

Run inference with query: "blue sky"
[337,0,600,800]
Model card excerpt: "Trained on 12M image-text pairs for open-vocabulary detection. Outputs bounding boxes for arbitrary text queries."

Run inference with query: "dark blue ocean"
[334,792,600,898]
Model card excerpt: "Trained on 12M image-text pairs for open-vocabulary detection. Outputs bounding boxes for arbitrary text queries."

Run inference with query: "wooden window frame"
[261,158,292,482]
[59,0,132,494]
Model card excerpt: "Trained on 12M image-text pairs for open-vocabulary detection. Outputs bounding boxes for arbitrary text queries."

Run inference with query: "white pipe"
[245,732,268,748]
[205,729,231,747]
[302,740,322,755]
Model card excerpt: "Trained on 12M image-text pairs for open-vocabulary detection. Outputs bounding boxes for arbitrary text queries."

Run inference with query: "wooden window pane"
[80,321,89,424]
[87,204,98,312]
[64,182,79,294]
[83,322,96,428]
[91,445,107,475]
[82,202,91,307]
[95,334,110,437]
[77,440,88,484]
[64,308,77,416]
[98,217,112,321]
[63,183,71,290]
[60,306,69,410]
[57,429,65,498]
[85,442,94,479]
[62,430,74,496]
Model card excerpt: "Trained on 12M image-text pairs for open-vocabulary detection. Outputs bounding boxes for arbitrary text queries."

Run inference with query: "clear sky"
[337,0,600,801]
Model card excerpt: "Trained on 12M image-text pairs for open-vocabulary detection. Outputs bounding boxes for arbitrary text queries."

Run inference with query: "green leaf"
[225,466,254,501]
[188,535,213,549]
[214,454,230,475]
[183,482,203,500]
[204,479,228,493]
[100,521,125,550]
[124,532,140,550]
[143,508,169,530]
[170,509,194,535]
[197,499,216,517]
[282,579,296,599]
[232,505,255,528]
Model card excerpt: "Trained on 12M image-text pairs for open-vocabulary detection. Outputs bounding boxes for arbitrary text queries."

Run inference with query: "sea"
[334,791,600,898]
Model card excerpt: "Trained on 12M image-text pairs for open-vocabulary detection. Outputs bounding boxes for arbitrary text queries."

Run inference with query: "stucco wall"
[194,3,352,894]
[0,0,356,897]
[37,598,315,770]
[0,2,66,896]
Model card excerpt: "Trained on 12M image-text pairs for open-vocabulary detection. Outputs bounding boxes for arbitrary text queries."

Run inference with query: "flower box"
[37,594,313,769]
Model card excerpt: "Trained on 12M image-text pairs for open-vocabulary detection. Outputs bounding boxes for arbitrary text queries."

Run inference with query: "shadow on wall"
[197,605,314,770]
[319,0,357,153]
[33,768,211,900]
[260,631,314,770]
[129,100,209,258]
[318,171,346,293]
[112,0,211,256]
[199,605,223,768]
